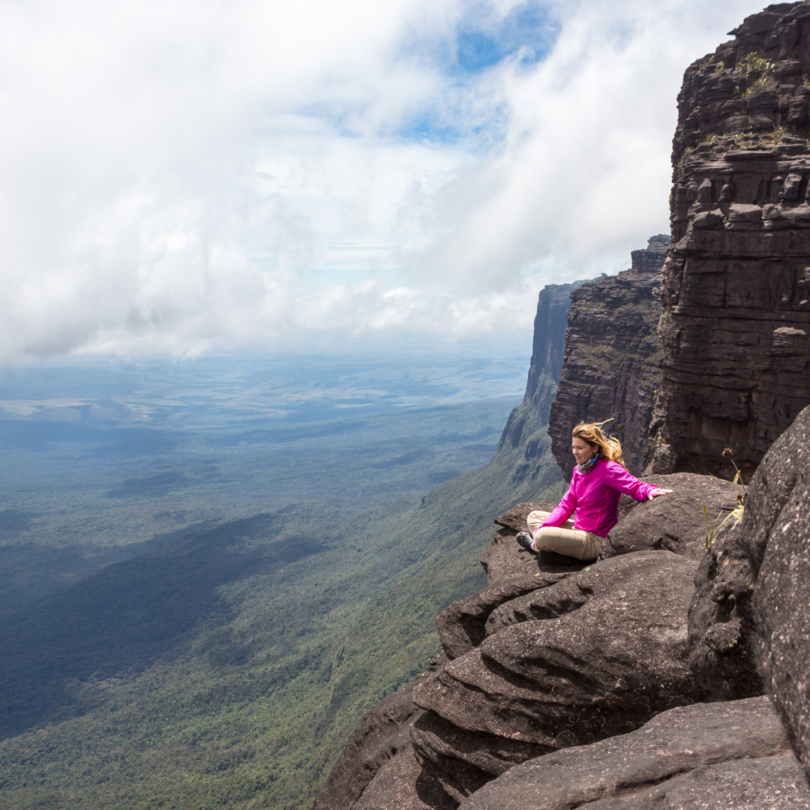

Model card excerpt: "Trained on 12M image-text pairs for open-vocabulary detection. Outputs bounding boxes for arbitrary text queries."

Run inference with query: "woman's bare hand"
[648,488,673,500]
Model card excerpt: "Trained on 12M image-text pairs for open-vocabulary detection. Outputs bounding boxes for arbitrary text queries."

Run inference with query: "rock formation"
[548,237,667,479]
[670,400,810,788]
[747,402,810,783]
[523,282,588,421]
[655,1,810,478]
[497,281,586,485]
[316,474,747,809]
[315,9,810,808]
[458,697,805,810]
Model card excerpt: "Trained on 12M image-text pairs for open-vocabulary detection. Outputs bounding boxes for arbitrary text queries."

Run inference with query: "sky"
[0,0,772,364]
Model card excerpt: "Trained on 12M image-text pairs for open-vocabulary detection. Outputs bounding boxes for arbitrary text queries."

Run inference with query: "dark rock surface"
[353,750,456,810]
[459,696,806,810]
[411,551,700,806]
[655,1,810,478]
[687,514,762,702]
[314,659,446,810]
[548,237,667,480]
[685,402,810,762]
[436,571,566,660]
[748,402,810,782]
[603,472,745,559]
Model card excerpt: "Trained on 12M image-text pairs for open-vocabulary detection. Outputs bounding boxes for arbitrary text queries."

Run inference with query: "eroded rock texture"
[459,696,807,810]
[548,237,667,480]
[748,402,810,783]
[604,472,744,560]
[411,550,701,807]
[656,1,810,478]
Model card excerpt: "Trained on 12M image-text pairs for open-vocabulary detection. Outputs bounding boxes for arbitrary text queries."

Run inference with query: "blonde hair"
[572,419,626,468]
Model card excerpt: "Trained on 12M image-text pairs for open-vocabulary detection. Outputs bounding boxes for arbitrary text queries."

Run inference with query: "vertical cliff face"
[656,1,810,478]
[523,283,584,409]
[547,237,668,479]
[496,281,585,480]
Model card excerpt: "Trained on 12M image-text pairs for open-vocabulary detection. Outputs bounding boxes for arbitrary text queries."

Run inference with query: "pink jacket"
[540,460,656,538]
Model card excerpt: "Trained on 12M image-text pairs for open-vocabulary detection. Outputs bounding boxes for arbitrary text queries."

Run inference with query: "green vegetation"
[0,358,562,809]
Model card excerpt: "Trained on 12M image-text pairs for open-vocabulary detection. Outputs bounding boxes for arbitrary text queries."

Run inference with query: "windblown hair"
[572,420,626,468]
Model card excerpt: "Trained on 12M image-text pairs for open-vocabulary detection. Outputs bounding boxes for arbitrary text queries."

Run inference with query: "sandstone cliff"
[314,7,810,809]
[548,236,667,479]
[655,1,810,478]
[496,280,585,484]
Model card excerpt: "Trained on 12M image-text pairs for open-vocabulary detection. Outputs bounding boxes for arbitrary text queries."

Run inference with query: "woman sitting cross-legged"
[516,421,672,562]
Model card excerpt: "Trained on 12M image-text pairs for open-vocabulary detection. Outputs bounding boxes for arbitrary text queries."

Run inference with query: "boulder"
[459,696,806,810]
[749,402,810,782]
[411,551,701,805]
[604,472,745,559]
[687,514,762,701]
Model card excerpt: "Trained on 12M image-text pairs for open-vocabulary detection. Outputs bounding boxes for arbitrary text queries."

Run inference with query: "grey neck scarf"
[577,457,599,474]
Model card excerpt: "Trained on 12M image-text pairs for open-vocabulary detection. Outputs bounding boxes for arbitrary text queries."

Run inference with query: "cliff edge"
[548,236,667,479]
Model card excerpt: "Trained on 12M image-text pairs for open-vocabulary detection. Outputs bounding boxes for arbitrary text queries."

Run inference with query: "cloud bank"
[0,0,768,363]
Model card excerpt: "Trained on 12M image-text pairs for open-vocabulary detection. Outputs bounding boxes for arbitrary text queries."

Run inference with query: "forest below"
[0,349,563,809]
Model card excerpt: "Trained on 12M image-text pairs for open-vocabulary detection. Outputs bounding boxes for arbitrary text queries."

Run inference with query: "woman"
[516,421,672,561]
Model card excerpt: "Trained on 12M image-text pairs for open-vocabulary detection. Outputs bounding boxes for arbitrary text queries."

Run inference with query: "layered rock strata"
[317,476,737,809]
[655,1,810,477]
[498,281,587,485]
[523,282,588,420]
[548,237,667,479]
[410,550,701,806]
[459,696,808,810]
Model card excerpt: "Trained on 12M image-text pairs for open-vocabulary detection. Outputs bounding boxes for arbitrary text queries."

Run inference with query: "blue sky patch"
[455,2,559,74]
[394,1,560,146]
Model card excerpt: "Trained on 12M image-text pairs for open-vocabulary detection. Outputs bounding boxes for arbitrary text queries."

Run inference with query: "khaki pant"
[526,510,602,561]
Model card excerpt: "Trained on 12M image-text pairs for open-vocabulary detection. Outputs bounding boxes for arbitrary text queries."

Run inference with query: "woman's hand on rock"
[648,488,673,500]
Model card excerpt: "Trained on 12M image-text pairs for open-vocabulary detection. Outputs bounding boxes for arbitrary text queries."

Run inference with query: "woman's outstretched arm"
[603,463,670,502]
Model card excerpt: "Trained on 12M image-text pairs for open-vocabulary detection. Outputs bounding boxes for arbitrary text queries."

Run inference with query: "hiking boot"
[516,532,536,554]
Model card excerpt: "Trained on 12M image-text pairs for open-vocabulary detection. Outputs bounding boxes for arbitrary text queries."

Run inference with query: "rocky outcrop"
[749,401,810,784]
[523,282,588,421]
[459,696,807,810]
[409,549,700,807]
[317,475,717,809]
[318,430,810,810]
[548,237,667,479]
[655,1,810,478]
[603,472,744,559]
[686,401,810,779]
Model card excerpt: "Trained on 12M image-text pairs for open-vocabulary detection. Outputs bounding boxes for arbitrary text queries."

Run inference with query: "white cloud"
[0,0,771,363]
